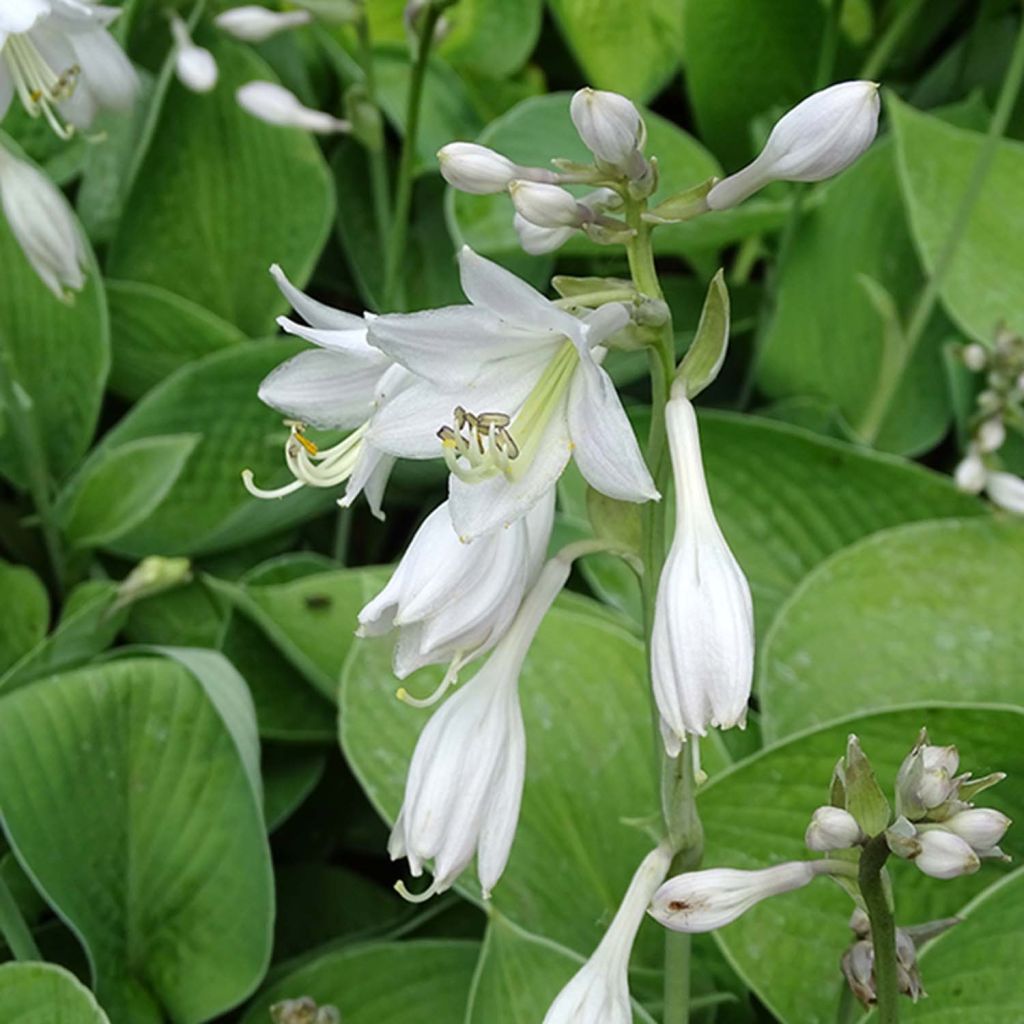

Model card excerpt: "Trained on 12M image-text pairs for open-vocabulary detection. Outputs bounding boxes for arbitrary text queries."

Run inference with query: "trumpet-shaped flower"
[243,265,420,518]
[650,391,754,755]
[236,81,350,134]
[367,247,658,540]
[389,556,571,900]
[707,81,880,210]
[0,143,85,299]
[543,843,672,1023]
[358,488,555,697]
[214,6,311,42]
[0,0,138,137]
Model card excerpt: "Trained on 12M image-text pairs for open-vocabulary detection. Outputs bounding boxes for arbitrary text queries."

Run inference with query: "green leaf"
[0,655,273,1023]
[757,138,953,455]
[122,580,226,650]
[700,704,1024,1024]
[0,562,48,676]
[80,341,334,558]
[57,434,199,549]
[0,152,109,488]
[877,867,1024,1021]
[107,37,335,336]
[682,0,824,167]
[890,95,1024,344]
[547,0,684,102]
[678,269,729,398]
[263,745,326,832]
[761,518,1024,742]
[239,940,479,1024]
[0,962,111,1024]
[106,281,245,401]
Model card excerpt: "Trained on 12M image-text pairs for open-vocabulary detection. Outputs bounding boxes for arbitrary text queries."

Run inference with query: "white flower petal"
[66,26,137,109]
[0,0,51,35]
[270,263,368,332]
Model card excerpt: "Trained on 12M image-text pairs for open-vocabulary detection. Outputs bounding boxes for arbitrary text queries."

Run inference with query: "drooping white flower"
[805,806,864,851]
[214,5,311,43]
[437,141,559,195]
[543,843,672,1024]
[366,247,658,540]
[986,471,1024,513]
[912,829,980,880]
[650,861,825,933]
[236,80,349,134]
[938,808,1011,855]
[358,488,555,698]
[170,12,218,94]
[650,389,753,755]
[389,556,571,901]
[0,0,138,137]
[706,81,880,211]
[570,86,647,180]
[513,187,621,255]
[0,143,85,300]
[243,264,419,518]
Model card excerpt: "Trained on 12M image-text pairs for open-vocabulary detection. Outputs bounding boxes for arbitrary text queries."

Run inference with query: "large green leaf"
[761,518,1024,741]
[547,0,684,102]
[0,562,48,676]
[0,962,111,1024]
[80,341,334,558]
[700,704,1024,1024]
[0,154,108,487]
[0,656,274,1023]
[757,139,953,455]
[890,95,1024,343]
[107,36,334,336]
[262,745,326,832]
[682,0,824,167]
[239,940,480,1024]
[106,281,245,401]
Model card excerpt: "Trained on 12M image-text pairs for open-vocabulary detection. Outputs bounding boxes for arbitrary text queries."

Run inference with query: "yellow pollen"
[295,431,319,455]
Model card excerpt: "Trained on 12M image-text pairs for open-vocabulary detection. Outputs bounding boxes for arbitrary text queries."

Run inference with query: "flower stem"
[382,1,449,310]
[860,0,927,80]
[354,11,392,250]
[0,872,39,961]
[858,834,900,1024]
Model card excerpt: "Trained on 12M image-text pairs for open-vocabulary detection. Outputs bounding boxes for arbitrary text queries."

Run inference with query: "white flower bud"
[509,180,585,228]
[805,806,864,851]
[913,829,980,880]
[961,343,988,372]
[438,142,519,194]
[214,6,312,42]
[0,145,87,301]
[954,449,987,494]
[977,417,1007,453]
[236,81,350,134]
[570,87,646,172]
[940,808,1012,853]
[170,13,219,93]
[651,392,754,755]
[512,187,620,254]
[707,81,880,210]
[650,861,822,933]
[986,471,1024,514]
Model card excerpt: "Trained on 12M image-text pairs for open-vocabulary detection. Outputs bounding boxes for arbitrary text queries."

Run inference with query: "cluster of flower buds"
[954,327,1024,513]
[270,997,340,1024]
[885,728,1011,879]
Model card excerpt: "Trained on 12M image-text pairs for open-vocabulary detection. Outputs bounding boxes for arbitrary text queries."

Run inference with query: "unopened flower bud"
[707,81,880,210]
[977,417,1006,453]
[570,87,646,176]
[913,829,980,879]
[940,808,1011,853]
[439,143,525,195]
[954,449,987,494]
[986,471,1024,514]
[170,13,219,93]
[895,929,926,1002]
[896,732,961,820]
[214,6,312,42]
[509,181,585,228]
[805,806,864,851]
[842,939,875,1005]
[962,343,988,372]
[512,187,621,254]
[236,81,350,134]
[270,997,340,1024]
[649,861,821,933]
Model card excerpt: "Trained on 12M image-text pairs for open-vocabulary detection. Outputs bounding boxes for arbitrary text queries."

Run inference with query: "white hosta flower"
[437,141,558,195]
[236,81,349,134]
[913,829,980,880]
[358,488,555,698]
[954,446,986,494]
[707,81,880,211]
[170,12,218,93]
[570,87,647,181]
[509,181,585,228]
[214,5,311,43]
[543,843,672,1024]
[650,861,825,933]
[243,264,418,518]
[805,806,864,851]
[0,144,85,300]
[939,808,1011,855]
[650,391,753,755]
[986,470,1024,513]
[389,556,570,901]
[0,0,138,137]
[367,247,658,540]
[513,187,620,255]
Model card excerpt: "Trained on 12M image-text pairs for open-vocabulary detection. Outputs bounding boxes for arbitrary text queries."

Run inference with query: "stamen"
[3,35,79,139]
[396,653,466,708]
[395,878,441,904]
